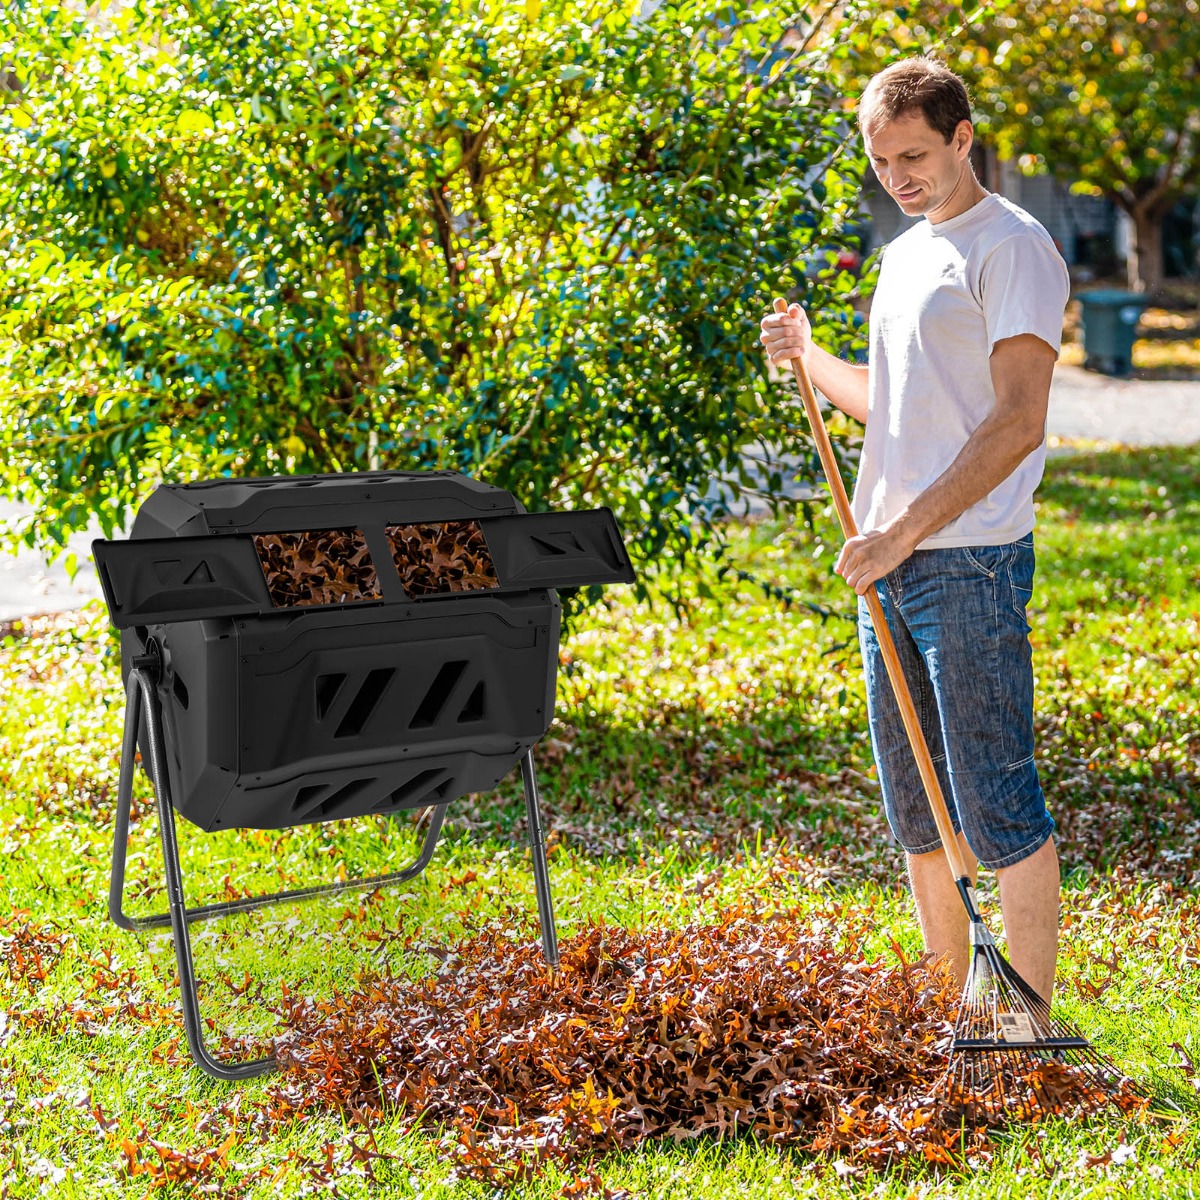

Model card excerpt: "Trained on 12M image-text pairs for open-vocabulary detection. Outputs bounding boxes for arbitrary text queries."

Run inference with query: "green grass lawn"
[2,443,1199,1197]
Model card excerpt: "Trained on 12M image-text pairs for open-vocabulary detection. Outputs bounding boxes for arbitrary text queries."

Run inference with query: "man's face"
[863,110,974,222]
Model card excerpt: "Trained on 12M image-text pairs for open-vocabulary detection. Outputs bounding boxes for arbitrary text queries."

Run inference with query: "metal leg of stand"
[108,672,146,932]
[131,666,274,1080]
[108,666,451,1080]
[520,749,559,967]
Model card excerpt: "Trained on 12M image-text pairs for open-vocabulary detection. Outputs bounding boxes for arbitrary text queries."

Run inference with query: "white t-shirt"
[851,192,1071,548]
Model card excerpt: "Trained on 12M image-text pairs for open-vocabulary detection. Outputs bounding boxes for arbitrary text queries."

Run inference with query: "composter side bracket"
[93,535,272,628]
[480,508,636,590]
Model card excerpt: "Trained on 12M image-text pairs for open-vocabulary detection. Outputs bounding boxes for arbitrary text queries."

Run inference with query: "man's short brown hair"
[858,57,972,143]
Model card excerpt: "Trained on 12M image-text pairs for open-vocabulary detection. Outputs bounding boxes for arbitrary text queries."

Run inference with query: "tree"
[954,0,1200,295]
[0,0,882,612]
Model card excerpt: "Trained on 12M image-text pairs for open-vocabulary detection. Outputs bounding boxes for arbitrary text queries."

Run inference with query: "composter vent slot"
[334,668,395,739]
[458,680,486,723]
[409,660,468,729]
[291,783,328,815]
[184,560,215,585]
[531,531,583,556]
[372,768,452,812]
[315,672,345,719]
[172,672,190,710]
[304,776,377,821]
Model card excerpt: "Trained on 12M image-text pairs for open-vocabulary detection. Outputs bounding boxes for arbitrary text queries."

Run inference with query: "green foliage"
[949,0,1200,293]
[815,0,1200,293]
[817,0,1006,81]
[0,0,883,607]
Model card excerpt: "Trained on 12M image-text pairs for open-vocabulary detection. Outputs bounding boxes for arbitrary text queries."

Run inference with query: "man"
[758,56,1069,1004]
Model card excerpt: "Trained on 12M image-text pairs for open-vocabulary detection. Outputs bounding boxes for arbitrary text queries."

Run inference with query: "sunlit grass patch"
[1,444,1198,1196]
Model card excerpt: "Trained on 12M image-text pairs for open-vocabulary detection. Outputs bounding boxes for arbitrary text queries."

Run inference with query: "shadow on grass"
[442,696,1200,892]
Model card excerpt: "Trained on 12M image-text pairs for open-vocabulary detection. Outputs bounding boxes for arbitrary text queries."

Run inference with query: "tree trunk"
[1127,206,1164,296]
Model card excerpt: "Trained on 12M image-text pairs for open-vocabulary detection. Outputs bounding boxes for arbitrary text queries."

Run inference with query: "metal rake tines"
[947,1044,1150,1124]
[946,940,1149,1122]
[955,940,1071,1048]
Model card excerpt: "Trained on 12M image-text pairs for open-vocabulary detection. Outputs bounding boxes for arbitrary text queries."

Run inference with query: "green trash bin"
[1077,289,1149,377]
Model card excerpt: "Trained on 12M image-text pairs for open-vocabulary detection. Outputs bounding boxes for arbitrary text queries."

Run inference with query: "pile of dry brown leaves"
[271,907,994,1184]
[253,529,381,607]
[387,520,499,596]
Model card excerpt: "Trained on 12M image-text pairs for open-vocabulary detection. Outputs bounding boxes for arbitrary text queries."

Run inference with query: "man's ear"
[954,118,975,157]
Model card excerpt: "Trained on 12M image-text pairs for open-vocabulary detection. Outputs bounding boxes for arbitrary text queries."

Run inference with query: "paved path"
[0,512,110,623]
[1042,364,1200,447]
[1,366,1196,622]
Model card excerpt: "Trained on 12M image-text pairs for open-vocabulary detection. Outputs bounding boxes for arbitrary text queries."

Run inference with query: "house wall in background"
[861,147,1117,272]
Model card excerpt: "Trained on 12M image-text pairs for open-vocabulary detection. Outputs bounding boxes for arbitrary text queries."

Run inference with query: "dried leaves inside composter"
[253,529,381,608]
[386,520,499,597]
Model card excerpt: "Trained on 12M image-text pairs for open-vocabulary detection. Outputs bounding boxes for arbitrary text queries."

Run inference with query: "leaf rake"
[773,298,1157,1122]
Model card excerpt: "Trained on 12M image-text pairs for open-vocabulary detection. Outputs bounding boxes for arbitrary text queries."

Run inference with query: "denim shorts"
[856,532,1055,871]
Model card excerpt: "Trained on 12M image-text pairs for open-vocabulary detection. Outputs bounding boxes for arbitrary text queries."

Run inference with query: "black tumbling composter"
[94,470,635,1079]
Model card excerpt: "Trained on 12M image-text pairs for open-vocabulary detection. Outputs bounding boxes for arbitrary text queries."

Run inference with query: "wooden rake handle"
[772,298,970,882]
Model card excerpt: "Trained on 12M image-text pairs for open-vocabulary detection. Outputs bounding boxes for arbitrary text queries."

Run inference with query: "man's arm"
[805,342,870,426]
[834,332,1056,595]
[760,301,870,424]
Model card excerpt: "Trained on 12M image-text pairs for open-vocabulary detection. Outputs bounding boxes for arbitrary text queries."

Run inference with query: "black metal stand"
[109,656,560,1080]
[521,752,560,969]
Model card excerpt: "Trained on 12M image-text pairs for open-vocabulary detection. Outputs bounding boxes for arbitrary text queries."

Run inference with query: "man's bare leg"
[906,830,978,987]
[995,837,1060,1005]
[909,834,1060,1004]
